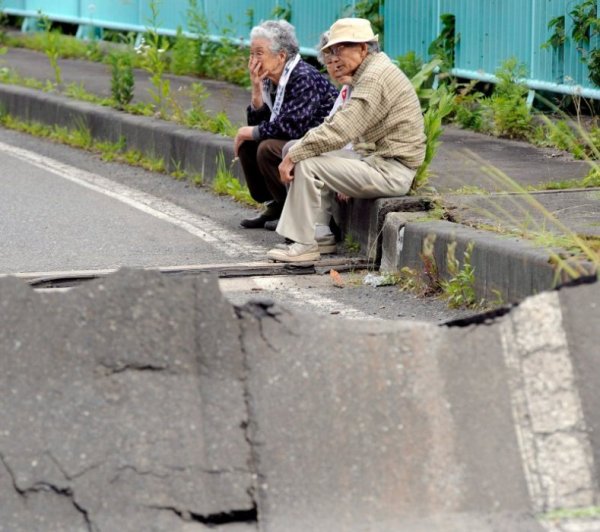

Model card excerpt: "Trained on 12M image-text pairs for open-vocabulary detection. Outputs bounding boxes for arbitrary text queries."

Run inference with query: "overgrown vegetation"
[0,112,208,184]
[212,151,256,206]
[390,234,490,309]
[109,51,134,108]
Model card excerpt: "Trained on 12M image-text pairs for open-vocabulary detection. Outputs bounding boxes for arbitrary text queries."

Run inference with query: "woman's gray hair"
[316,32,330,65]
[250,20,299,58]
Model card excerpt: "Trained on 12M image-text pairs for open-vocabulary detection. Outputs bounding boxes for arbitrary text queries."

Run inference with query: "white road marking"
[227,275,377,320]
[499,292,598,524]
[0,141,263,258]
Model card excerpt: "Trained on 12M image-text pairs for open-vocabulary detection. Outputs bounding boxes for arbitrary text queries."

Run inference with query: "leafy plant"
[171,26,196,75]
[484,58,531,139]
[212,151,257,205]
[40,14,62,86]
[396,51,423,79]
[138,0,171,117]
[570,0,599,44]
[453,84,485,131]
[344,0,384,46]
[183,83,237,137]
[543,1,600,86]
[441,241,479,308]
[412,83,455,191]
[428,13,458,69]
[343,234,361,253]
[271,1,292,21]
[542,15,566,50]
[187,1,249,86]
[109,51,135,108]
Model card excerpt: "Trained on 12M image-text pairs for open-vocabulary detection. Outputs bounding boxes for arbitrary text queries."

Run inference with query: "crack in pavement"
[0,451,95,532]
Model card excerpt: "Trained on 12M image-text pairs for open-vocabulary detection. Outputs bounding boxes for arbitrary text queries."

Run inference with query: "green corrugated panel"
[290,0,350,52]
[384,0,440,59]
[85,0,141,26]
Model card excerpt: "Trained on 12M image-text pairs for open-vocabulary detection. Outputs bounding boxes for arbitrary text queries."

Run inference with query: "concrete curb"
[381,217,596,303]
[0,83,243,183]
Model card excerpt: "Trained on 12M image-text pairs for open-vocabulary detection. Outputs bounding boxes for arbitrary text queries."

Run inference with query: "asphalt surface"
[1,43,598,314]
[0,126,474,323]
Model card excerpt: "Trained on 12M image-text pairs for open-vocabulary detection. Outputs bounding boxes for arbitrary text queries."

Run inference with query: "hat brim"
[321,34,379,52]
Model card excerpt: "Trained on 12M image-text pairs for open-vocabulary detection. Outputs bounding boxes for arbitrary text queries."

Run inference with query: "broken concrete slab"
[2,270,600,531]
[0,270,256,532]
[238,300,546,531]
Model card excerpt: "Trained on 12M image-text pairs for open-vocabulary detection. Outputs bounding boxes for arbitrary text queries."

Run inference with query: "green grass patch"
[212,151,256,206]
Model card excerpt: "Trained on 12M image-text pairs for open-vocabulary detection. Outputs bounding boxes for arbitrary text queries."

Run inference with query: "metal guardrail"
[385,0,600,100]
[2,0,600,99]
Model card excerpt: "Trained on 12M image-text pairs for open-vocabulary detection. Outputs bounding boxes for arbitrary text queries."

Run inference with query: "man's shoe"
[240,202,281,229]
[267,242,320,262]
[273,235,336,254]
[263,219,279,231]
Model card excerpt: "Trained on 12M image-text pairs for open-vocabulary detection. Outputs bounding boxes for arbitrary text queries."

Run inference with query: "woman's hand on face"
[249,57,268,108]
[249,57,268,88]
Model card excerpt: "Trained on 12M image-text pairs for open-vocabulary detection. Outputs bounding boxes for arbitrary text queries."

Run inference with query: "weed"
[449,185,489,195]
[541,506,600,521]
[412,83,455,191]
[183,83,237,137]
[453,82,486,131]
[124,101,155,117]
[110,51,135,108]
[171,26,196,76]
[271,1,292,21]
[418,233,442,296]
[212,151,257,205]
[428,13,458,69]
[190,172,203,187]
[40,14,62,87]
[486,58,532,139]
[97,137,126,161]
[138,0,171,117]
[188,1,249,87]
[441,241,480,308]
[543,15,566,51]
[344,0,384,46]
[343,234,361,253]
[396,51,423,79]
[170,159,187,180]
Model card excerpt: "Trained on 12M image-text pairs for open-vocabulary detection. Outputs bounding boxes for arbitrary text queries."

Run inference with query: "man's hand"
[278,153,295,185]
[234,126,255,156]
[336,192,351,203]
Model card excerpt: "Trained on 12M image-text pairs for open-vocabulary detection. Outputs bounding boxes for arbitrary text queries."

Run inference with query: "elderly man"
[267,18,426,262]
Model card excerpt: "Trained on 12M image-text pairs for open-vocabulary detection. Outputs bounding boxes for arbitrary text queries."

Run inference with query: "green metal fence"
[2,0,600,98]
[385,0,600,99]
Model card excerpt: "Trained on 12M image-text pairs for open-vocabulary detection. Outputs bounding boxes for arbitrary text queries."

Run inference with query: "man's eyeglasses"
[323,42,358,59]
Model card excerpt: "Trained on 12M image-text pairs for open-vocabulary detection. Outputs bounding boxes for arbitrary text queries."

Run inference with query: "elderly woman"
[235,20,338,230]
[267,18,426,262]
